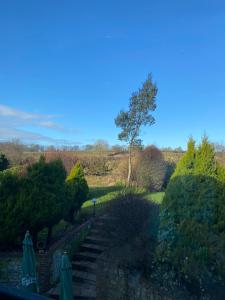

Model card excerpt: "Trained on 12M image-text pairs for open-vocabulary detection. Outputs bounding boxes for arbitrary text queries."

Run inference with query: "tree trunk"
[127,144,132,186]
[46,225,52,246]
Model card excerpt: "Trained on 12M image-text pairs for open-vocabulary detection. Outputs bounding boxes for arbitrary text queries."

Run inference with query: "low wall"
[0,252,22,288]
[38,218,94,292]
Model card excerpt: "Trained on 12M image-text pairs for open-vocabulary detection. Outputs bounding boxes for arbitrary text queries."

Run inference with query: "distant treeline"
[0,139,189,155]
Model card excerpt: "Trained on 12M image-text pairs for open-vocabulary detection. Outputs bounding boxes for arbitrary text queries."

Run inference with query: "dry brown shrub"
[115,147,168,190]
[135,145,167,191]
[44,151,79,173]
[116,156,129,181]
[0,142,24,165]
[116,151,140,183]
[81,155,110,176]
[216,152,225,166]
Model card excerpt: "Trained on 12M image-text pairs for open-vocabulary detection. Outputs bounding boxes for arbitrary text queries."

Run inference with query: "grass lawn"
[144,191,165,204]
[80,185,165,218]
[80,185,123,217]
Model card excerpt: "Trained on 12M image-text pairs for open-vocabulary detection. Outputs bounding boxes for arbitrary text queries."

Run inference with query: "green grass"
[80,186,165,218]
[80,185,123,217]
[144,191,165,204]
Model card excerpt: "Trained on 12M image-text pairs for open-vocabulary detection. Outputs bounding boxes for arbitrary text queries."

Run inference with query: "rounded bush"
[136,146,166,191]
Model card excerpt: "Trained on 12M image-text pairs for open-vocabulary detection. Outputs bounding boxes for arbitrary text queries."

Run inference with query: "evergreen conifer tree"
[65,162,89,223]
[172,137,196,177]
[195,136,217,176]
[158,137,225,296]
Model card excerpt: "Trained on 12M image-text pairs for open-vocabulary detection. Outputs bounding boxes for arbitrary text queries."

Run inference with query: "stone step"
[100,215,115,220]
[74,251,99,262]
[85,235,110,246]
[90,228,105,236]
[72,270,96,283]
[93,220,105,227]
[98,214,112,219]
[72,277,95,286]
[91,225,113,235]
[80,243,107,253]
[74,297,96,300]
[47,215,113,300]
[48,282,96,299]
[72,261,97,272]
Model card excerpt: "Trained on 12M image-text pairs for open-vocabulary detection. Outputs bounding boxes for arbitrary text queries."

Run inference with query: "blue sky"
[0,0,225,148]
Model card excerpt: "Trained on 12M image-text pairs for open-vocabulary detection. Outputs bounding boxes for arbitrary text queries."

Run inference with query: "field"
[4,143,225,188]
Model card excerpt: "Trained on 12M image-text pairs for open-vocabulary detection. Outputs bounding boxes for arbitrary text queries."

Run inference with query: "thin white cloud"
[0,104,78,144]
[38,121,64,131]
[0,127,56,143]
[0,127,80,145]
[0,104,61,129]
[0,104,53,120]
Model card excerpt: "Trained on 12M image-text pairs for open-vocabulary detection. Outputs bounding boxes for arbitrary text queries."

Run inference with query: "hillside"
[2,146,225,187]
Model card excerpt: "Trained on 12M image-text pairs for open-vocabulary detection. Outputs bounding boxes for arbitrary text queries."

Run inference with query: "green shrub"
[0,153,9,171]
[0,156,68,248]
[17,156,67,245]
[65,162,89,223]
[0,165,25,176]
[0,172,22,247]
[172,137,196,177]
[158,137,225,297]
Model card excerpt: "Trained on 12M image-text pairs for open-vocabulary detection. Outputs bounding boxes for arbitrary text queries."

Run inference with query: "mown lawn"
[80,185,123,217]
[80,186,165,218]
[144,191,165,204]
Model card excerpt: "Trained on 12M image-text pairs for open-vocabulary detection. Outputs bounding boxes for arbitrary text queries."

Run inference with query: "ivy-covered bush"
[157,137,225,298]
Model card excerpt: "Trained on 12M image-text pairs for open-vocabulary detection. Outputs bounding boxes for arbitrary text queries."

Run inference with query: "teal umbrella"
[60,252,73,300]
[21,230,38,293]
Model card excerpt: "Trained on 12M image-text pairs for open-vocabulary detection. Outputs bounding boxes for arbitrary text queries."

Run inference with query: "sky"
[0,0,225,149]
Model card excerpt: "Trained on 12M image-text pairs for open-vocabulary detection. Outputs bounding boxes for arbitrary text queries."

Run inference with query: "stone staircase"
[47,216,110,300]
